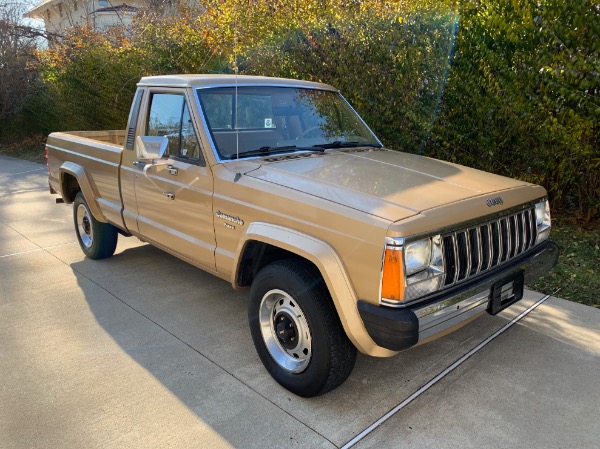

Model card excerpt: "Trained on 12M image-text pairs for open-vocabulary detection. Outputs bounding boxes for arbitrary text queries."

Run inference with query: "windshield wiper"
[228,145,300,160]
[228,144,328,160]
[311,141,382,149]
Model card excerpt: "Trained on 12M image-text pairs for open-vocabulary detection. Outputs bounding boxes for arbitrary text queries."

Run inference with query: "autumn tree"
[0,1,48,138]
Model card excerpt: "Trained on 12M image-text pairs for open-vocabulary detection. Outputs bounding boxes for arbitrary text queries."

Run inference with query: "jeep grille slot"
[442,235,457,283]
[456,232,469,281]
[442,207,538,287]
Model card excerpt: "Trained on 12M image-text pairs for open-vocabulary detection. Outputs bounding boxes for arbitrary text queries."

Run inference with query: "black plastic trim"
[358,301,419,351]
[125,89,144,151]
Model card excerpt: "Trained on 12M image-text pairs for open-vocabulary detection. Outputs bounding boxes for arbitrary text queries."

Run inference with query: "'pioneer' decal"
[216,210,244,226]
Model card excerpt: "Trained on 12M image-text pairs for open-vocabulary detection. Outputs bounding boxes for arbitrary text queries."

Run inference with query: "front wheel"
[248,259,357,397]
[73,192,118,260]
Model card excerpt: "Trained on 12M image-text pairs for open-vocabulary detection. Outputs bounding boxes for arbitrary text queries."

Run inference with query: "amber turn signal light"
[381,248,405,301]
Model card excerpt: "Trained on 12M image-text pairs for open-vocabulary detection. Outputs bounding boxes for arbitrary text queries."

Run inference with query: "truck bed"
[46,130,127,230]
[65,130,127,146]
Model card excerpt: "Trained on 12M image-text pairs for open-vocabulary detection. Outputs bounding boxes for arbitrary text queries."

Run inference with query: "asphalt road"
[1,155,599,449]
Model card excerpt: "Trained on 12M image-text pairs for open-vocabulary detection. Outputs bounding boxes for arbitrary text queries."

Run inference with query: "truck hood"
[244,148,531,222]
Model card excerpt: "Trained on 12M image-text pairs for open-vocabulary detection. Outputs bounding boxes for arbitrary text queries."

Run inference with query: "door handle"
[133,161,145,168]
[165,192,175,200]
[167,165,178,176]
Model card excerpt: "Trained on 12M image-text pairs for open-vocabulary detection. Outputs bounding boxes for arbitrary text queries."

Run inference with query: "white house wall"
[26,0,148,35]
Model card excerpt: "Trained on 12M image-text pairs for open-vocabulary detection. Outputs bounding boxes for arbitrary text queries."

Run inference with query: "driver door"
[133,90,216,270]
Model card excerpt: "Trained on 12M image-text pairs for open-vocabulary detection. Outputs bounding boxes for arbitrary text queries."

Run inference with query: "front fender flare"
[59,162,107,223]
[235,222,396,357]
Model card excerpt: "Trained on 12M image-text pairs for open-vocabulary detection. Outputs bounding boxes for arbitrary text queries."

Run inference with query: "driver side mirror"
[136,136,168,161]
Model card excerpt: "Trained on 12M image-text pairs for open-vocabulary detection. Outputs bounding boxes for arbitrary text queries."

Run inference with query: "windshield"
[196,86,381,160]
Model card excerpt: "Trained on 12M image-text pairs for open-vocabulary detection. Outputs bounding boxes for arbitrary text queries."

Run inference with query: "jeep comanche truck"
[47,75,558,397]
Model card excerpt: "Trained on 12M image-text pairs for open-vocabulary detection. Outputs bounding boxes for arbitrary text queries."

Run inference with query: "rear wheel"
[248,259,357,397]
[73,192,118,259]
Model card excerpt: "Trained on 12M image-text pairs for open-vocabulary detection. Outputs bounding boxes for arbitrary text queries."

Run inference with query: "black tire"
[248,259,357,397]
[73,191,118,260]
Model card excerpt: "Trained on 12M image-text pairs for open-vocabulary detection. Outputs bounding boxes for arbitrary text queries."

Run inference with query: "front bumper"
[358,240,559,351]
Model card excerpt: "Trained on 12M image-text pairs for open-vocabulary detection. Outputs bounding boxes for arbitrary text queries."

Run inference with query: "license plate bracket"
[487,270,525,315]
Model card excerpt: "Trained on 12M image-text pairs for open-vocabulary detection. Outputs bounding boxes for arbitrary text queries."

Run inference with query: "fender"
[235,222,396,357]
[59,162,107,223]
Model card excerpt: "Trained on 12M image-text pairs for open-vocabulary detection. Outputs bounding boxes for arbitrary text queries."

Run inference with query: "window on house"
[47,9,51,21]
[98,0,108,6]
[58,3,63,17]
[73,1,78,12]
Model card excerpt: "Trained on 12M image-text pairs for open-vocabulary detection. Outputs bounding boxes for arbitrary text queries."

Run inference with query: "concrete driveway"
[1,155,598,449]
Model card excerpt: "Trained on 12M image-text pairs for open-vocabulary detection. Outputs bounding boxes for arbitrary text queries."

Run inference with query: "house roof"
[24,0,57,18]
[94,4,138,14]
[24,1,139,19]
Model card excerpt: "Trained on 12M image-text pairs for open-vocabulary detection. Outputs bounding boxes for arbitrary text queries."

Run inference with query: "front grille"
[442,207,538,287]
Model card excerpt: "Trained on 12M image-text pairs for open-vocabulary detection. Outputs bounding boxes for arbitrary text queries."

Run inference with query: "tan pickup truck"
[47,75,558,396]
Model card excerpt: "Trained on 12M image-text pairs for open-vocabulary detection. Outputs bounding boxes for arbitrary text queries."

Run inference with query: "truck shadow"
[70,242,517,447]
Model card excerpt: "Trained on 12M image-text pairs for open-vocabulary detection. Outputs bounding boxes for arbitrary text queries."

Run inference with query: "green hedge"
[429,0,599,221]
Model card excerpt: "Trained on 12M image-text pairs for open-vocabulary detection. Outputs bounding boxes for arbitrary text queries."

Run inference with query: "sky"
[14,0,45,29]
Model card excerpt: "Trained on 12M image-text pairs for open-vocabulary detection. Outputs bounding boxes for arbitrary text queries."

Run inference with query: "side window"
[146,93,203,164]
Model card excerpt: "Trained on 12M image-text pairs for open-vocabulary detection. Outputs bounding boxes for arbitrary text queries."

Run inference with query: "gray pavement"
[1,155,599,449]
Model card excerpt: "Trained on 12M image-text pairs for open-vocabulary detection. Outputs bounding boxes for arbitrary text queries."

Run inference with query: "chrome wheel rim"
[76,203,93,249]
[259,289,312,373]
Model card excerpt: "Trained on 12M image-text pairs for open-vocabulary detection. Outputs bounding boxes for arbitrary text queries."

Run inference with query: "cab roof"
[137,74,337,91]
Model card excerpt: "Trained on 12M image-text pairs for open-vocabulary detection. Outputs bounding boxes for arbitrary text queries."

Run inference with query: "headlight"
[405,239,431,276]
[535,199,551,243]
[381,235,445,306]
[404,235,444,301]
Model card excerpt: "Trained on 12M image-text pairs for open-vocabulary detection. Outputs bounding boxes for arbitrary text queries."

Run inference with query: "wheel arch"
[234,222,396,357]
[59,162,107,222]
